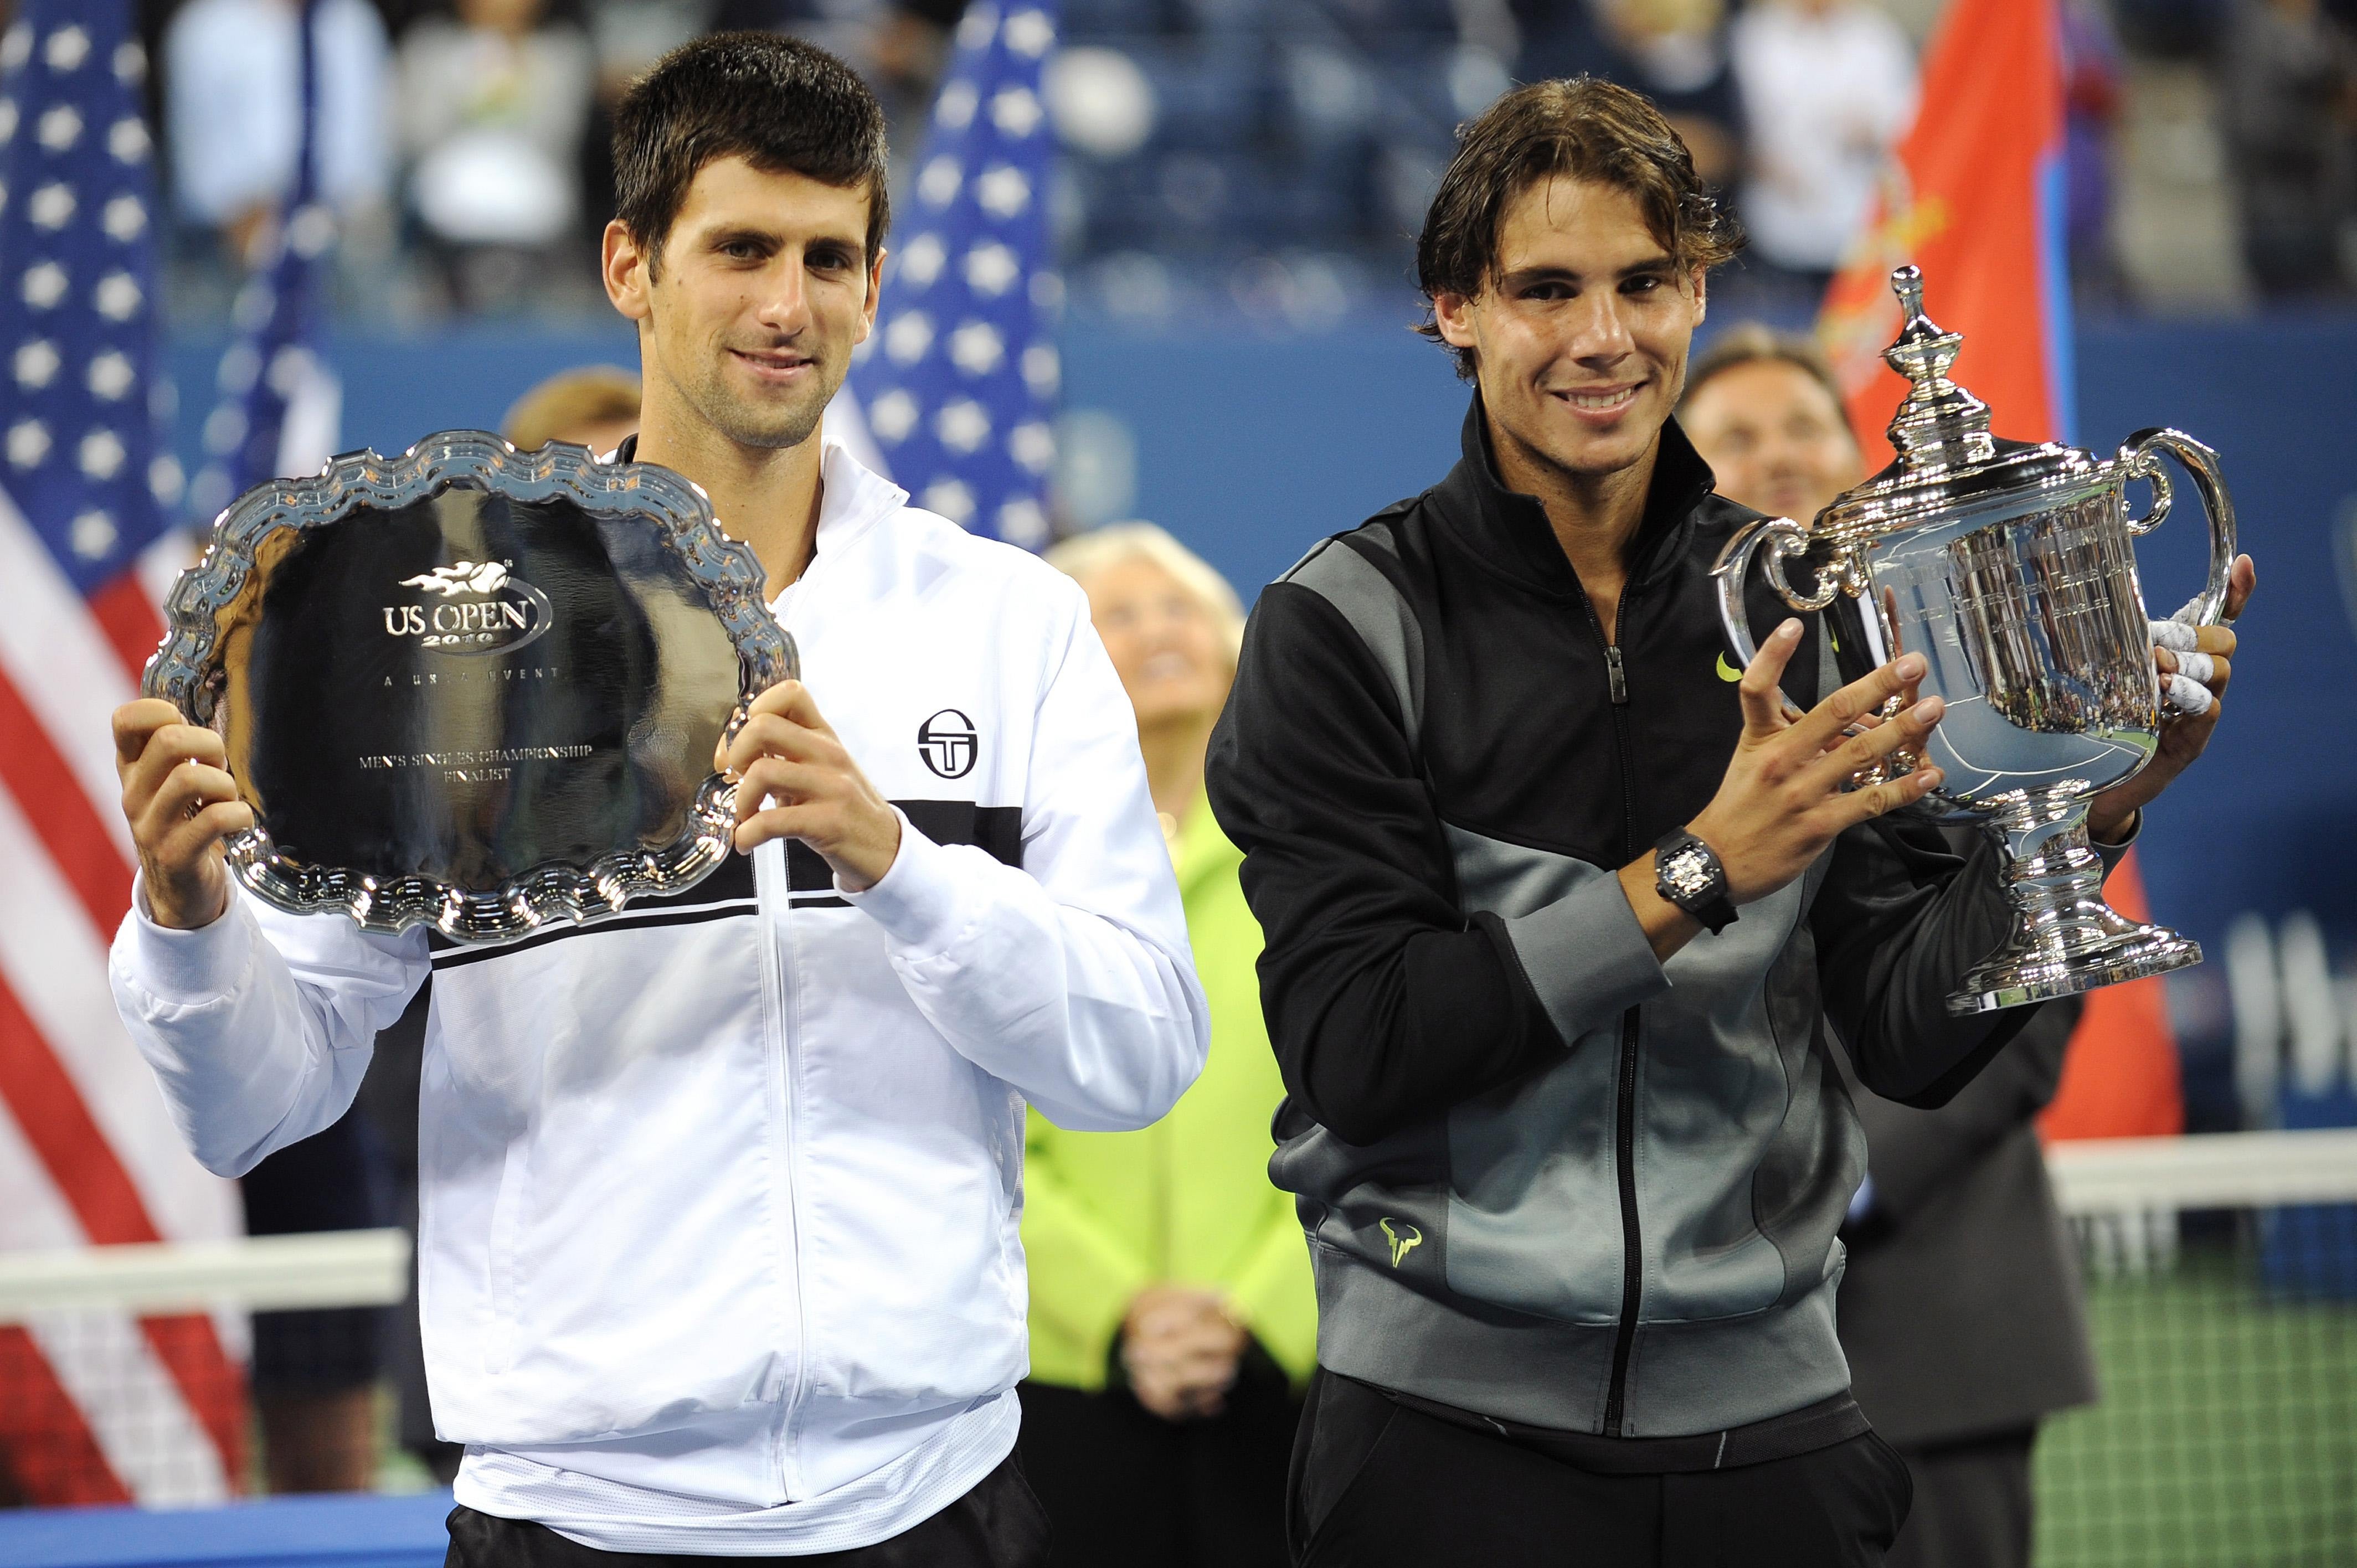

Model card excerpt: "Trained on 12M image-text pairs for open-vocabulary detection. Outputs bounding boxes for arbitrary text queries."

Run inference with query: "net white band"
[0,1227,410,1323]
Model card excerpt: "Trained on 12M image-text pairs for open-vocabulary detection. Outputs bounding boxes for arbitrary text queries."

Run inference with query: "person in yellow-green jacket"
[1021,524,1317,1568]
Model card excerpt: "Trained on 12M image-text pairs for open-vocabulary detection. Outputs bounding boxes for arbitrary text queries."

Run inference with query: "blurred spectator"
[1517,0,1741,187]
[577,2,714,236]
[1597,0,1740,186]
[583,0,713,78]
[1729,0,1916,294]
[710,1,963,95]
[395,0,597,309]
[1021,524,1315,1568]
[502,364,642,451]
[1679,323,1857,522]
[2222,0,2357,296]
[164,0,393,262]
[2060,0,2126,300]
[1681,328,2099,1568]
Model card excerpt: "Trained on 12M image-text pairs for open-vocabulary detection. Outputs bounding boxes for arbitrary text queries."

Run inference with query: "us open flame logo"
[382,559,553,656]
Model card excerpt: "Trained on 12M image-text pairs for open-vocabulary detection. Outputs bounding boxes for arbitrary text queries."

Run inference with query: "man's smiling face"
[1435,176,1706,486]
[631,154,881,453]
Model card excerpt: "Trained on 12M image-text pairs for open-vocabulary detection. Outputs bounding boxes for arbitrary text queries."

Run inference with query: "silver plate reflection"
[142,431,796,943]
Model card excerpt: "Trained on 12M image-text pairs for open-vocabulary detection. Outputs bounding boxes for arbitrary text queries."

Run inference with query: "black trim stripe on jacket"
[427,802,1023,969]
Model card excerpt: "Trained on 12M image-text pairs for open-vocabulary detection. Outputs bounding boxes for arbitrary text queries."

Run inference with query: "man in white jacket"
[109,33,1208,1565]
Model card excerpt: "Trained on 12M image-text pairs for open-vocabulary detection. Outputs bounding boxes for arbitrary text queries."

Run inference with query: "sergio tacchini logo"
[918,709,979,779]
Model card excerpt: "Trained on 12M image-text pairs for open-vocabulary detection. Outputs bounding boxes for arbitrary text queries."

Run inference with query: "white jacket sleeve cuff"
[840,810,973,953]
[125,873,255,1007]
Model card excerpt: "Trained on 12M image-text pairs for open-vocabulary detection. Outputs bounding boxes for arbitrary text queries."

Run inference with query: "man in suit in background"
[1831,996,2097,1568]
[1681,326,2100,1568]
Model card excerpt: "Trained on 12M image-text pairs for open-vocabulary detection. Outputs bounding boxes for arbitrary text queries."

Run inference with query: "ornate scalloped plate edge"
[141,430,797,945]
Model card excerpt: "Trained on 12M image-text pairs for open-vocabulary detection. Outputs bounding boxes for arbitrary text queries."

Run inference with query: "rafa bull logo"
[1379,1217,1422,1268]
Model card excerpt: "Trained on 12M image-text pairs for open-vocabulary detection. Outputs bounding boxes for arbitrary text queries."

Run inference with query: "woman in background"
[1021,525,1315,1568]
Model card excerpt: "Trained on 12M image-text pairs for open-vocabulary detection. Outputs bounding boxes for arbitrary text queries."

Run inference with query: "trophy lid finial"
[1813,265,2103,545]
[1879,264,1994,467]
[1893,264,1926,319]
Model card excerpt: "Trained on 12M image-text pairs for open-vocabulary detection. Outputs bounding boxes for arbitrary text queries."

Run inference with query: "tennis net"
[2037,1129,2357,1567]
[0,1227,410,1505]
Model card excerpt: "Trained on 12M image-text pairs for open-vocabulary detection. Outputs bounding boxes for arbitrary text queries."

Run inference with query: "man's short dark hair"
[1681,323,1852,434]
[1416,78,1743,380]
[613,32,891,274]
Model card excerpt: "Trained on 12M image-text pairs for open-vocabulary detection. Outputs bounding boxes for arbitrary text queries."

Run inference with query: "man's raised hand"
[715,680,901,891]
[2086,552,2256,842]
[114,698,254,931]
[1685,620,1947,906]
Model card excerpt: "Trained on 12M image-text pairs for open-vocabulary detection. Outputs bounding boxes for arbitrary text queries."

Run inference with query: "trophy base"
[1945,800,2204,1015]
[1951,920,2203,1014]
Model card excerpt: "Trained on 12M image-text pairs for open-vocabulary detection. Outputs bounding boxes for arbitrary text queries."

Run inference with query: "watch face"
[1663,845,1715,900]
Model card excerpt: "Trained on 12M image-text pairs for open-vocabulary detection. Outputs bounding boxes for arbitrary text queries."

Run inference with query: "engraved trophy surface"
[1712,266,2237,1014]
[143,432,796,943]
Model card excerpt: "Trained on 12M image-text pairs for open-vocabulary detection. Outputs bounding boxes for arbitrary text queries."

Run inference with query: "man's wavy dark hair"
[613,32,890,274]
[1416,78,1744,380]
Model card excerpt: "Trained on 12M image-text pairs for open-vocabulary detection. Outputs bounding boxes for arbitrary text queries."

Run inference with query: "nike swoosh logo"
[1716,653,1742,683]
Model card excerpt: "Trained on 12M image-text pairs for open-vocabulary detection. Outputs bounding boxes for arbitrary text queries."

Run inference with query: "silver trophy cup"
[1712,266,2237,1014]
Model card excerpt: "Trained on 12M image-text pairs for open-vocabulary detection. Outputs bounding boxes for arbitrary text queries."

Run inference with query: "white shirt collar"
[599,424,908,588]
[814,426,908,548]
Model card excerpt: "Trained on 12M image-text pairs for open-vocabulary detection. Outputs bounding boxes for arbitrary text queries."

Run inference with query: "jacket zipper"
[1582,596,1645,1438]
[1602,1006,1643,1436]
[763,573,816,1498]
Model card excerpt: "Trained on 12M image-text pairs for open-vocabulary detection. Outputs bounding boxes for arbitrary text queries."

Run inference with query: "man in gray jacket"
[1206,80,2249,1567]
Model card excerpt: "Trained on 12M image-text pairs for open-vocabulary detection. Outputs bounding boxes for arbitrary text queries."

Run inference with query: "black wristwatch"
[1653,828,1737,935]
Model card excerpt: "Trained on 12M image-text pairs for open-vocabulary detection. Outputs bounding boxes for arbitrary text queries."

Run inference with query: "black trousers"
[1288,1370,1912,1567]
[444,1448,1051,1566]
[1885,1428,2035,1568]
[1016,1370,1301,1568]
[241,1106,393,1395]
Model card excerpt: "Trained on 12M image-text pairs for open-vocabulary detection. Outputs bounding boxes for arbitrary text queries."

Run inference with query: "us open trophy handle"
[1711,515,1840,669]
[2118,426,2239,638]
[1712,518,1909,778]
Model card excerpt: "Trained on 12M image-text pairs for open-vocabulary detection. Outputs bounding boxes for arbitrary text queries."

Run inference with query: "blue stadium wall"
[164,313,2357,996]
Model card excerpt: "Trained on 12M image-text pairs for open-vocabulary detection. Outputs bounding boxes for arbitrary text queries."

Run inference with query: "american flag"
[849,0,1060,549]
[184,0,339,527]
[0,0,246,1504]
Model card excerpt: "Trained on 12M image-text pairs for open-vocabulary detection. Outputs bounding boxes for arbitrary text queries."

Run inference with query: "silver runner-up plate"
[142,430,797,944]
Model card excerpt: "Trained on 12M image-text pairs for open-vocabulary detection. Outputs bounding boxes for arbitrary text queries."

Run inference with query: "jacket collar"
[1434,393,1718,600]
[610,425,908,592]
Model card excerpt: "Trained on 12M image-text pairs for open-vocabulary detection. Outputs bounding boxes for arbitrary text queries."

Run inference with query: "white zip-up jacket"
[110,439,1210,1553]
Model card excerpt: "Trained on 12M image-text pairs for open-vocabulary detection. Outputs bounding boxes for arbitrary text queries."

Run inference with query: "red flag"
[1818,0,2075,458]
[2039,855,2185,1140]
[1818,0,2181,1138]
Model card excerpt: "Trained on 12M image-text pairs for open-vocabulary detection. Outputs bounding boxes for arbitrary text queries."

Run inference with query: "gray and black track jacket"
[1205,399,2062,1453]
